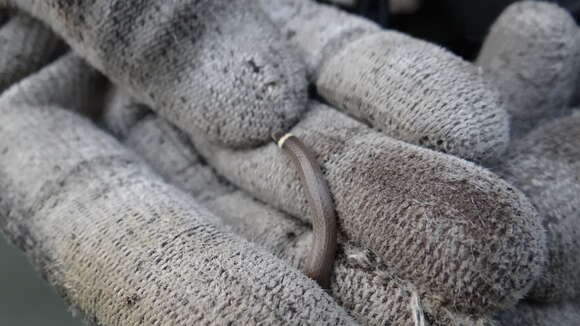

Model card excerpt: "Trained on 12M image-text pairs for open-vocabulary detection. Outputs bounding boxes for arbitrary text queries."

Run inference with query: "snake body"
[274,132,337,289]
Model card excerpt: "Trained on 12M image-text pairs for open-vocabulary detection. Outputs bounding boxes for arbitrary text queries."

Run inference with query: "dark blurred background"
[2,1,580,325]
[324,0,580,60]
[0,235,79,325]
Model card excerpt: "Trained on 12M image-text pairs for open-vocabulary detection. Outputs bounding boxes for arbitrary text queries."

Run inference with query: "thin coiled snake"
[273,132,337,289]
[274,132,428,326]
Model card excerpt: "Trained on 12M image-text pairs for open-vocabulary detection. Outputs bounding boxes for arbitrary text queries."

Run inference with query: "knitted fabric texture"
[259,0,509,163]
[0,14,64,91]
[477,1,580,137]
[496,111,580,302]
[189,101,545,316]
[104,93,495,326]
[1,1,580,325]
[0,53,107,116]
[103,87,546,320]
[2,0,308,148]
[0,50,357,326]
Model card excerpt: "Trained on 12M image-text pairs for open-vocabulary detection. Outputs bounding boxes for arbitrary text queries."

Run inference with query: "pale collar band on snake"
[273,132,338,289]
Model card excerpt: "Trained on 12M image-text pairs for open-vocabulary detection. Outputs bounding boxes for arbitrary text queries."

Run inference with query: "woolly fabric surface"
[2,0,308,148]
[0,14,64,91]
[106,88,543,325]
[260,0,509,163]
[480,1,580,304]
[104,94,495,326]
[0,1,579,326]
[98,1,570,320]
[496,111,580,302]
[188,101,545,317]
[0,57,356,326]
[477,1,580,137]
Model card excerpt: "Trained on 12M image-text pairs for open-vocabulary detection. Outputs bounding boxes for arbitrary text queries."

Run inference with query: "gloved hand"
[0,8,356,326]
[0,14,64,90]
[477,1,580,137]
[103,1,580,325]
[0,24,363,326]
[0,0,308,148]
[477,2,580,325]
[99,0,566,324]
[493,111,580,325]
[0,1,578,326]
[259,0,509,163]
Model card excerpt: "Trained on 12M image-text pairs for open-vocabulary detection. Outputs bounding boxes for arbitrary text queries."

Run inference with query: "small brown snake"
[273,132,337,289]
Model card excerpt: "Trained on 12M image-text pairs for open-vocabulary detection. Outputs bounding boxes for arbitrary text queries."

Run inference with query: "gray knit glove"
[259,0,509,163]
[477,1,580,138]
[475,2,580,325]
[493,111,580,325]
[99,1,575,325]
[477,0,580,304]
[103,1,580,325]
[105,94,506,326]
[0,0,578,325]
[0,0,308,148]
[0,9,356,326]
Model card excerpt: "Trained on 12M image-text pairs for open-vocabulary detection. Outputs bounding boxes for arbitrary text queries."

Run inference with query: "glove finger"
[0,53,108,117]
[104,93,400,325]
[102,88,152,140]
[495,110,580,302]
[123,112,236,203]
[190,101,545,316]
[102,93,493,326]
[6,0,307,148]
[477,1,580,138]
[205,191,492,326]
[0,79,357,326]
[571,30,580,107]
[107,92,542,317]
[260,0,509,163]
[0,14,64,92]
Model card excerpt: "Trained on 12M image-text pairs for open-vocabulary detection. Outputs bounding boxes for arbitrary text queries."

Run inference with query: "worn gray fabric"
[191,101,545,317]
[0,14,64,92]
[103,93,495,326]
[92,1,580,322]
[102,89,152,140]
[0,53,357,326]
[572,51,580,106]
[481,3,580,304]
[1,0,307,148]
[98,1,580,323]
[0,53,108,117]
[495,111,580,302]
[477,1,580,137]
[1,1,579,325]
[103,88,546,321]
[259,0,509,163]
[495,300,580,326]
